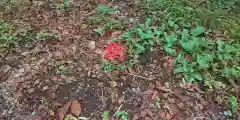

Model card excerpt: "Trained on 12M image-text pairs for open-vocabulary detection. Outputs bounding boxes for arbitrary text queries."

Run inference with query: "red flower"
[105,42,124,61]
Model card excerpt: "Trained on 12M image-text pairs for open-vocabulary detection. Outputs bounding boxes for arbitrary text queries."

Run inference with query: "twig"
[85,10,96,16]
[113,104,123,117]
[87,54,93,77]
[101,85,106,108]
[126,73,150,80]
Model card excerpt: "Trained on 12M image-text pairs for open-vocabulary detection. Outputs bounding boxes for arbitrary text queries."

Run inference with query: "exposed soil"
[0,0,239,120]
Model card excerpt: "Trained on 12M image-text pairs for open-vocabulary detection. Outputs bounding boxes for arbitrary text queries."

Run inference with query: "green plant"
[0,23,18,48]
[0,22,33,49]
[116,111,128,120]
[155,97,161,106]
[98,4,114,16]
[55,65,68,75]
[56,0,69,10]
[203,72,226,90]
[227,95,238,116]
[93,4,122,36]
[103,111,109,120]
[174,59,203,83]
[36,30,62,41]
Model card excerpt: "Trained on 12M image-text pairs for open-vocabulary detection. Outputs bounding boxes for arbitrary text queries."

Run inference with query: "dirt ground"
[0,0,239,120]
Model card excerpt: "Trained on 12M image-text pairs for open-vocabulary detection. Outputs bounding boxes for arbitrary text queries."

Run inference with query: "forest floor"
[0,0,239,120]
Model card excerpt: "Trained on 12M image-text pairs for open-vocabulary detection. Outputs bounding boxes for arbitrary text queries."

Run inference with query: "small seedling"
[0,23,18,48]
[116,111,128,120]
[55,65,68,75]
[155,97,161,106]
[56,0,69,10]
[98,4,114,16]
[228,95,238,116]
[103,111,109,120]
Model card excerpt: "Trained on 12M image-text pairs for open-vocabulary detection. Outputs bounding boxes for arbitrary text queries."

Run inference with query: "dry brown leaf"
[147,109,153,117]
[117,95,125,104]
[159,112,165,118]
[127,67,135,74]
[59,101,72,120]
[49,109,54,116]
[140,110,147,117]
[173,88,190,102]
[165,113,172,119]
[70,99,82,117]
[132,114,139,120]
[151,90,159,100]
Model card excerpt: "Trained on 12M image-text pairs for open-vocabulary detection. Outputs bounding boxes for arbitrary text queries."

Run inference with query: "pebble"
[7,109,14,115]
[27,88,35,94]
[88,41,95,50]
[42,86,49,91]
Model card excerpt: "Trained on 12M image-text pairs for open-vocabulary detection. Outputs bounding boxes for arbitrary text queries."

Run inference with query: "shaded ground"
[0,0,239,120]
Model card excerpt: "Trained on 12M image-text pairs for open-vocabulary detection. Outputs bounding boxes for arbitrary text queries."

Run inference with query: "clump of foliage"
[227,95,238,117]
[103,111,109,120]
[0,23,18,48]
[116,111,128,120]
[0,22,33,50]
[88,4,122,36]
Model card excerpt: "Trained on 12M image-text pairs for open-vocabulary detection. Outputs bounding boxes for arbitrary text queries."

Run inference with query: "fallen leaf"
[132,114,139,120]
[151,90,159,100]
[118,95,125,104]
[35,116,42,120]
[147,109,153,117]
[140,110,147,117]
[145,117,151,120]
[49,109,54,116]
[70,99,82,117]
[42,86,49,91]
[173,88,190,102]
[160,112,165,118]
[127,67,135,74]
[59,101,72,120]
[165,113,172,119]
[110,81,118,88]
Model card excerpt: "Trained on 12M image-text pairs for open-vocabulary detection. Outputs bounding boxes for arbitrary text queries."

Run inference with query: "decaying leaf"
[59,99,82,120]
[118,95,125,104]
[59,101,72,120]
[70,99,82,117]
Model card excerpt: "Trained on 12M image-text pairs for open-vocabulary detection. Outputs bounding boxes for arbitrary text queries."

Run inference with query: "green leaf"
[192,26,205,36]
[180,40,195,52]
[98,4,114,15]
[145,18,151,30]
[164,45,176,55]
[181,29,189,42]
[103,111,109,116]
[197,54,213,69]
[184,74,195,83]
[155,98,161,106]
[229,96,238,114]
[139,32,153,39]
[168,20,175,27]
[191,72,203,81]
[174,67,184,73]
[94,27,104,36]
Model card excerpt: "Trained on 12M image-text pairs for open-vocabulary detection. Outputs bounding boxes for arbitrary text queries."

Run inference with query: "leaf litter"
[0,0,239,120]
